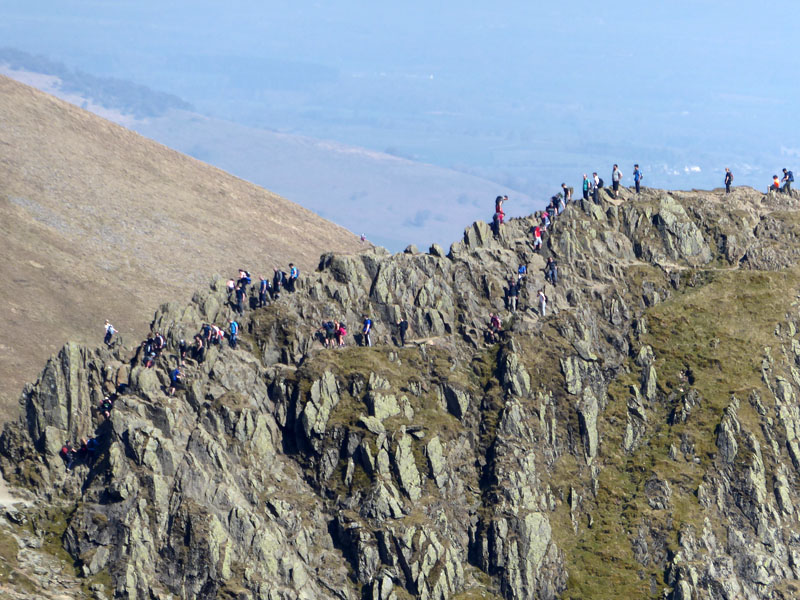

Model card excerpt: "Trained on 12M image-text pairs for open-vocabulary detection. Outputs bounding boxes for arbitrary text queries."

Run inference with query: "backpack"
[598,178,604,188]
[243,271,252,284]
[291,266,299,278]
[789,171,795,182]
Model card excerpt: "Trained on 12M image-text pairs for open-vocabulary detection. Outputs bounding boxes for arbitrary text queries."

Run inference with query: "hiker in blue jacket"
[633,164,643,194]
[782,168,794,195]
[362,315,372,347]
[229,319,239,349]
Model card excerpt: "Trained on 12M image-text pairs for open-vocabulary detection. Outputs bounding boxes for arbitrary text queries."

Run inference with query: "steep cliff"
[3,186,800,599]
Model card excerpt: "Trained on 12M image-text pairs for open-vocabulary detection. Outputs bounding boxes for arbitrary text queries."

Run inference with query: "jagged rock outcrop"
[5,187,800,599]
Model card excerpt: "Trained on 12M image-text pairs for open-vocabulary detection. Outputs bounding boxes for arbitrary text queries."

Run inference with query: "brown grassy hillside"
[0,75,366,415]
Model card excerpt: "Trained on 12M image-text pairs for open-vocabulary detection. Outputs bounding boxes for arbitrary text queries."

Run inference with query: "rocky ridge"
[3,186,800,599]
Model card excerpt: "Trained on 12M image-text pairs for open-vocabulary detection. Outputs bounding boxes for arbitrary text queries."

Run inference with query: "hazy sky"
[3,1,799,194]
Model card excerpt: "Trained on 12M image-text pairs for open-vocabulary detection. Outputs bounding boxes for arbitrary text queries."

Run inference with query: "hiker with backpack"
[782,168,794,195]
[336,321,348,347]
[168,367,183,396]
[272,268,285,300]
[103,320,116,347]
[229,319,239,349]
[633,164,643,194]
[612,164,623,199]
[287,263,299,292]
[257,276,270,307]
[318,320,336,348]
[238,269,252,289]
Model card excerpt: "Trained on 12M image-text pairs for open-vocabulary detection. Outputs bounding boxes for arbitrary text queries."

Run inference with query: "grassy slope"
[0,75,365,415]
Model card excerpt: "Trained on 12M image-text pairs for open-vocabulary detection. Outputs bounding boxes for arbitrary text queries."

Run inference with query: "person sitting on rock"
[770,174,780,194]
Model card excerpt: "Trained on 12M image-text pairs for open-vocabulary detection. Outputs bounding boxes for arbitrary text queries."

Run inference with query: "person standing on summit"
[724,168,733,194]
[612,164,623,199]
[633,164,643,194]
[782,168,794,195]
[582,174,590,200]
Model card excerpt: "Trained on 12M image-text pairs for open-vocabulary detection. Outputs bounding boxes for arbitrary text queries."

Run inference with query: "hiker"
[192,334,205,362]
[545,257,558,285]
[103,320,116,347]
[770,175,780,193]
[518,263,528,279]
[178,339,188,365]
[561,183,572,204]
[533,224,542,252]
[782,168,794,195]
[396,318,409,346]
[287,263,299,292]
[486,313,502,344]
[141,335,157,368]
[60,443,77,471]
[538,289,548,317]
[318,320,336,348]
[633,164,643,194]
[234,284,247,314]
[229,319,239,349]
[272,268,285,299]
[612,164,623,199]
[336,321,347,347]
[724,168,733,194]
[153,332,166,356]
[507,276,520,312]
[547,198,557,220]
[592,172,600,204]
[258,276,270,307]
[582,174,590,200]
[211,324,225,345]
[238,269,252,289]
[99,395,114,418]
[540,211,550,232]
[362,315,373,347]
[168,367,183,396]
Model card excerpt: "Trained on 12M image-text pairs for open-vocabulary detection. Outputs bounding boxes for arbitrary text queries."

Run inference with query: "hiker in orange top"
[771,175,780,193]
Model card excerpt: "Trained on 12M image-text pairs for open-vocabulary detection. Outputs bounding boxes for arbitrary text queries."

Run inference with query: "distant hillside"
[0,63,539,251]
[0,75,364,415]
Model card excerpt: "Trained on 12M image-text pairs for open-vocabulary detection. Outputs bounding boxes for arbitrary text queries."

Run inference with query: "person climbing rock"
[533,224,542,252]
[487,313,502,344]
[168,367,183,396]
[561,183,572,204]
[229,319,239,349]
[633,164,643,194]
[545,257,558,286]
[724,168,734,194]
[193,334,205,362]
[178,339,188,365]
[362,315,373,347]
[612,164,623,199]
[103,320,116,347]
[99,396,114,419]
[782,168,794,195]
[518,263,528,279]
[319,320,336,348]
[153,332,166,356]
